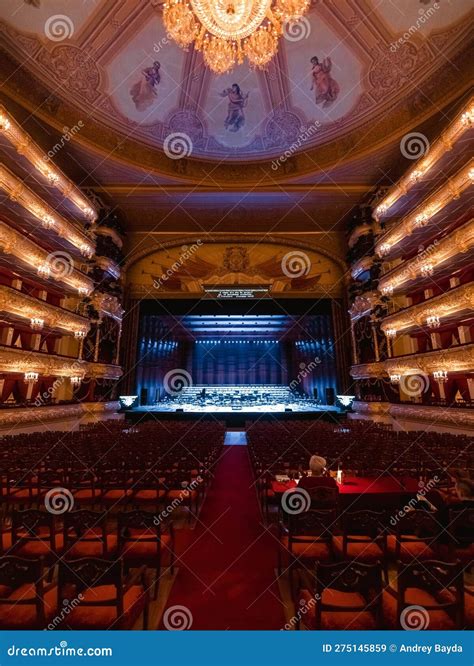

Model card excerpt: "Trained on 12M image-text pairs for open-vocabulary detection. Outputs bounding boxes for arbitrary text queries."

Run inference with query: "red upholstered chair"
[278,510,334,587]
[307,486,339,512]
[386,510,441,563]
[57,558,149,630]
[68,470,100,507]
[11,510,63,566]
[383,560,464,630]
[5,470,39,509]
[464,586,474,629]
[63,511,117,560]
[332,510,387,569]
[131,471,167,512]
[297,561,383,630]
[447,509,474,568]
[99,470,133,509]
[164,472,202,520]
[0,556,57,629]
[118,510,175,599]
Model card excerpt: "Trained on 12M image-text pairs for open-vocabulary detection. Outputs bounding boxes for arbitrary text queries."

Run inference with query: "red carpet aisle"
[161,446,286,629]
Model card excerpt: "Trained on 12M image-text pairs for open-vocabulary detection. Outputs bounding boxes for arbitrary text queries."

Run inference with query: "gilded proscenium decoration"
[351,256,374,280]
[0,104,97,222]
[0,285,90,337]
[0,346,122,380]
[0,165,95,257]
[0,220,94,295]
[163,0,309,74]
[350,343,474,379]
[381,283,474,335]
[375,162,473,258]
[378,218,474,295]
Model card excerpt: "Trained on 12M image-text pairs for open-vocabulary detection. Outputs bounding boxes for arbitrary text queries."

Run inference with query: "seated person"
[298,455,338,490]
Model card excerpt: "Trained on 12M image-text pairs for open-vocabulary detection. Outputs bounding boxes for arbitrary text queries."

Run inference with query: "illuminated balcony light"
[379,243,391,257]
[375,204,387,218]
[382,285,393,296]
[83,206,96,221]
[411,170,423,182]
[46,171,60,187]
[70,375,82,386]
[37,263,51,278]
[390,374,401,384]
[426,315,440,328]
[41,214,55,229]
[420,263,434,277]
[30,317,44,331]
[24,371,38,383]
[74,329,87,339]
[80,243,94,258]
[414,212,429,227]
[469,168,474,182]
[433,369,448,383]
[385,328,397,338]
[460,108,474,128]
[0,113,10,131]
[77,286,90,297]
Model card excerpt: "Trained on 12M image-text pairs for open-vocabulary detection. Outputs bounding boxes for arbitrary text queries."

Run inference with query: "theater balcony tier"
[0,345,122,380]
[0,165,95,257]
[378,217,474,296]
[347,222,375,249]
[381,282,474,335]
[349,291,384,321]
[95,256,121,279]
[352,401,474,430]
[374,97,473,222]
[95,225,123,248]
[0,104,97,223]
[350,342,474,380]
[91,293,124,321]
[0,285,90,336]
[0,219,94,295]
[351,256,374,280]
[0,400,120,428]
[375,162,473,259]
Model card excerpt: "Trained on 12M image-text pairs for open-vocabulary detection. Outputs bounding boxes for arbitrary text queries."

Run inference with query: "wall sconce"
[77,286,90,296]
[460,109,473,127]
[385,328,397,338]
[379,243,391,257]
[30,317,44,331]
[420,263,434,277]
[0,113,10,131]
[390,374,401,384]
[74,330,87,339]
[410,170,423,182]
[426,315,440,328]
[37,264,51,278]
[70,375,82,386]
[24,371,39,383]
[41,214,55,229]
[433,370,448,383]
[83,207,96,221]
[382,285,394,296]
[414,212,429,227]
[80,244,93,258]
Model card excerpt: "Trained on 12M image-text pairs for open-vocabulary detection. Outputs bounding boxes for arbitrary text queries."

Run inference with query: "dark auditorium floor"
[158,445,286,630]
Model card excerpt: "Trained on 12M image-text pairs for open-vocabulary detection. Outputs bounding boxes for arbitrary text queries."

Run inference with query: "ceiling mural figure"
[310,56,340,109]
[130,61,161,113]
[220,84,250,133]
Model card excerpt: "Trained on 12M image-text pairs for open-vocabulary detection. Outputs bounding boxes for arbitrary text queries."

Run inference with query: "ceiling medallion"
[163,0,310,74]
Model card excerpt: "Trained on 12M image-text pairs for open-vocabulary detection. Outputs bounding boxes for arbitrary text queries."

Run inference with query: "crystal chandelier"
[163,0,310,74]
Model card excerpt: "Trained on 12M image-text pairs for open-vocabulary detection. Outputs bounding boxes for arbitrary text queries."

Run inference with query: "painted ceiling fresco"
[0,0,472,162]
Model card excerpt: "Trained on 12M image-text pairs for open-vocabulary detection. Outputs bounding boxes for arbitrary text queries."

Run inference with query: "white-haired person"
[298,455,338,491]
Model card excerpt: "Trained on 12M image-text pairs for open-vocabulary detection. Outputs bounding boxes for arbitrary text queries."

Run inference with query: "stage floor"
[133,403,339,414]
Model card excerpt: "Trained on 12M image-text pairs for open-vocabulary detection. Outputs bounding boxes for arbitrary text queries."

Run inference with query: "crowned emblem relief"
[222,246,250,273]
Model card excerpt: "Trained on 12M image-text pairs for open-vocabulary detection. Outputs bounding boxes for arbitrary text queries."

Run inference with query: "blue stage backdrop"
[134,300,339,404]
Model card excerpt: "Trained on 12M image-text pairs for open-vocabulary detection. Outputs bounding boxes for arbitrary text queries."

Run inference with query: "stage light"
[336,395,355,408]
[119,395,138,408]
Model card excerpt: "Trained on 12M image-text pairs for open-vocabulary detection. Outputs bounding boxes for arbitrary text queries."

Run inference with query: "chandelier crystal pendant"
[163,0,310,74]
